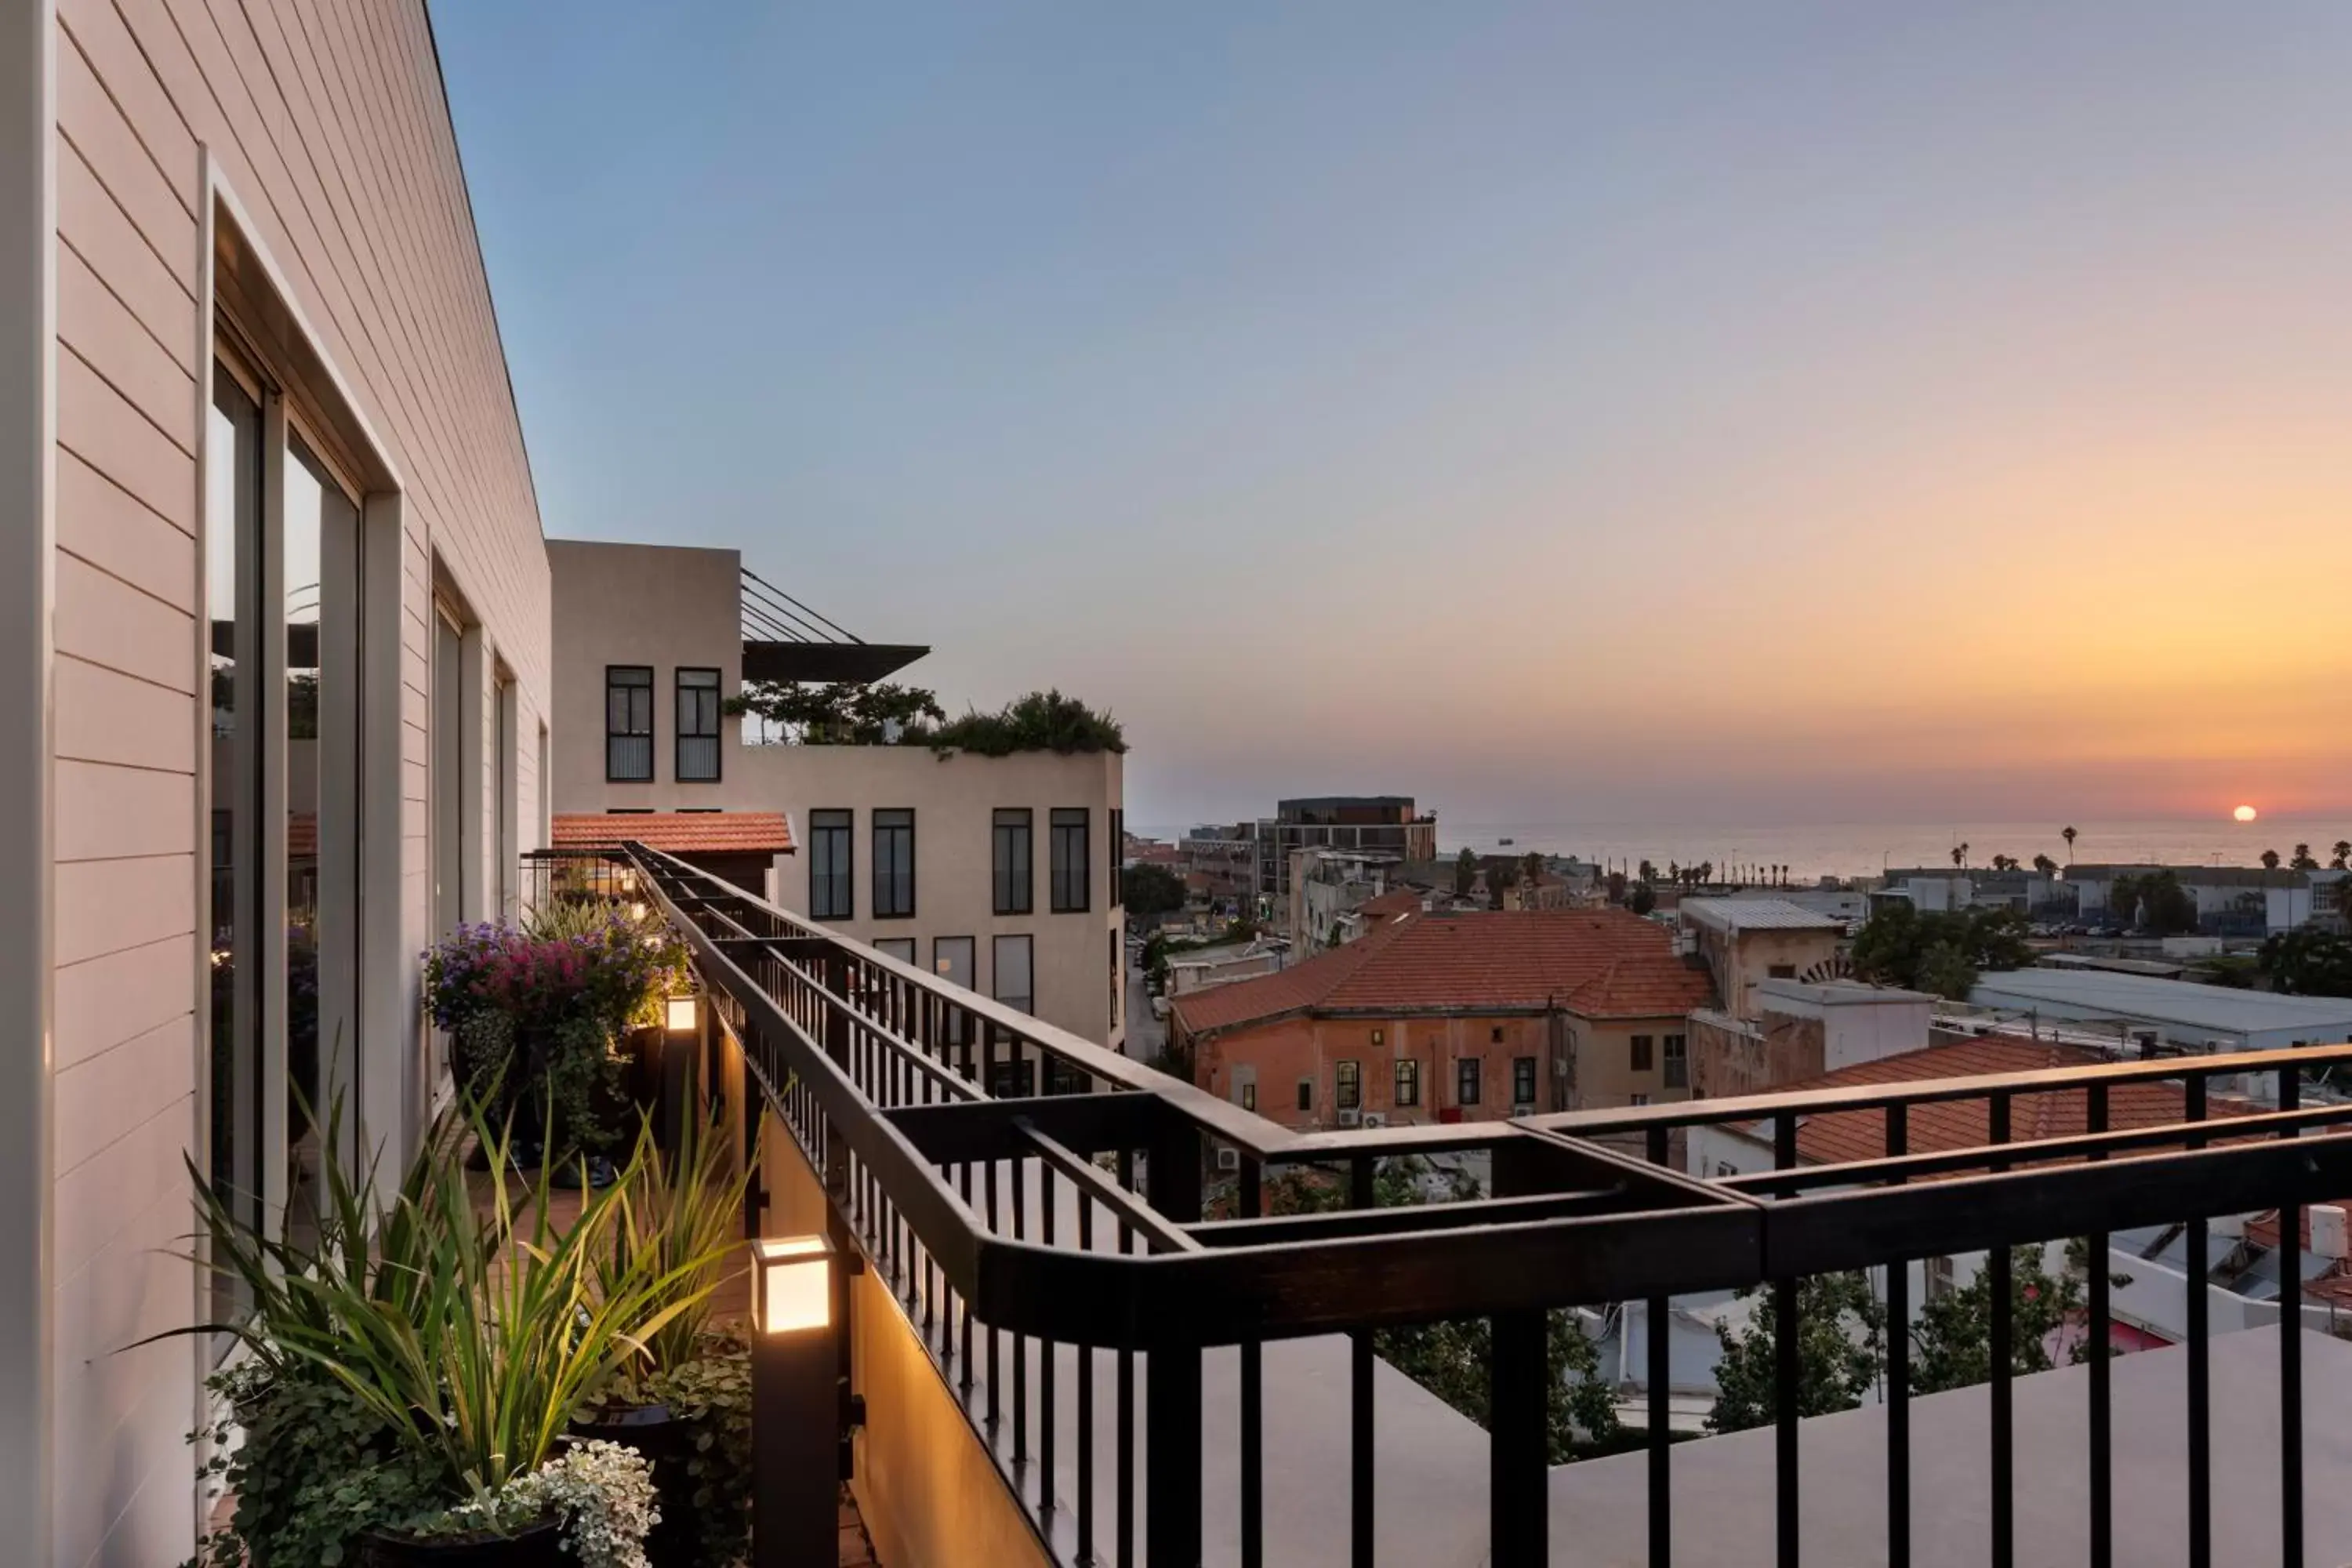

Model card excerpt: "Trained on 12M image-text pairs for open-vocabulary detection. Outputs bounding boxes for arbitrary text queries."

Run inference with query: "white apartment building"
[547,539,1127,1055]
[5,8,552,1560]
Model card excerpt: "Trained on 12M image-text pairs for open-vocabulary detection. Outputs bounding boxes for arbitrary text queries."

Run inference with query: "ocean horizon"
[1131,817,2352,885]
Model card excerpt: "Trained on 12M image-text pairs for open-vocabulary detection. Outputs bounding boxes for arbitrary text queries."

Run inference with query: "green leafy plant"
[924,688,1126,756]
[598,1109,751,1381]
[631,1336,754,1568]
[1707,1272,1886,1432]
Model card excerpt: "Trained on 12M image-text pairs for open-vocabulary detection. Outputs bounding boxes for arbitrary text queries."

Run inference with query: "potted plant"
[574,1109,756,1568]
[178,1095,727,1566]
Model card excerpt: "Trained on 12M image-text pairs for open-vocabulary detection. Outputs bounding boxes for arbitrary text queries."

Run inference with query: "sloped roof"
[1359,887,1425,920]
[1171,909,1714,1036]
[1733,1038,2225,1167]
[552,812,795,855]
[1682,898,1843,934]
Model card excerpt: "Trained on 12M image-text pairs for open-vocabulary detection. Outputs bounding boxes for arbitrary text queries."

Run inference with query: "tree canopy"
[724,681,1125,755]
[1121,862,1187,917]
[2259,928,2352,997]
[1849,904,2034,999]
[1708,1272,1884,1432]
[2109,870,2197,935]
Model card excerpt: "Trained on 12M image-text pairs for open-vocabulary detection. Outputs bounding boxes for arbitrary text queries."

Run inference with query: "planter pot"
[358,1516,564,1568]
[574,1403,697,1568]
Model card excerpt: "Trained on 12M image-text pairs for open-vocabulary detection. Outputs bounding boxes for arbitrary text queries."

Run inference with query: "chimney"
[2311,1205,2349,1263]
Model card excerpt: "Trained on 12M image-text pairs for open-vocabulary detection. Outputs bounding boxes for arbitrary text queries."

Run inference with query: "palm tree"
[2262,849,2282,871]
[2292,844,2321,873]
[2062,825,2078,864]
[1951,843,1969,870]
[2032,854,2059,877]
[2332,840,2350,871]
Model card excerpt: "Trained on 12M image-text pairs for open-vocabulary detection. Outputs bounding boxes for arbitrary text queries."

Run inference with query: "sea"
[1131,818,2351,885]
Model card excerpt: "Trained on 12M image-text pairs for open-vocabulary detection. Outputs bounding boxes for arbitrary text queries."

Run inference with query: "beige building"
[547,539,1126,1051]
[1678,898,1846,1022]
[5,7,552,1560]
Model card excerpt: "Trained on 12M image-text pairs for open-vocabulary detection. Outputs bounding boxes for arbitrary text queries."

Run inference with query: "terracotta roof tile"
[1171,909,1713,1036]
[552,812,795,856]
[1741,1038,2240,1167]
[1359,888,1425,920]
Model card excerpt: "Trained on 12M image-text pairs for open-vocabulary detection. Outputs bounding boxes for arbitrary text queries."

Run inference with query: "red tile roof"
[1358,887,1425,920]
[1738,1038,2234,1167]
[552,811,795,855]
[1170,909,1714,1036]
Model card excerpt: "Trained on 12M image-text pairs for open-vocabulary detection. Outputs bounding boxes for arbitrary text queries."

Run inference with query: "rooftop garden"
[725,681,1125,754]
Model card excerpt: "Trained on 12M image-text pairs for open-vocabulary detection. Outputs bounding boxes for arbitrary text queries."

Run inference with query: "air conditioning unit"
[1508,1105,1534,1119]
[1214,1145,1241,1173]
[1361,1112,1388,1130]
[1335,1109,1361,1128]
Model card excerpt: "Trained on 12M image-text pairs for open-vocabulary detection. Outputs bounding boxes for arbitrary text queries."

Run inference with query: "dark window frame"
[1512,1055,1538,1105]
[1336,1059,1362,1110]
[1051,807,1091,913]
[809,808,853,920]
[674,666,721,782]
[1457,1057,1481,1107]
[873,808,916,919]
[1296,1079,1314,1113]
[604,665,654,782]
[993,808,1033,915]
[1395,1058,1421,1109]
[1631,1033,1655,1073]
[1664,1032,1689,1091]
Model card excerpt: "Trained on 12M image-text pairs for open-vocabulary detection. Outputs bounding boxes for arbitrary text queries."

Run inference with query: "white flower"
[430,1442,658,1568]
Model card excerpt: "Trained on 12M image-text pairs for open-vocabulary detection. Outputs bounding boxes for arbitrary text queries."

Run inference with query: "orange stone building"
[1169,909,1717,1129]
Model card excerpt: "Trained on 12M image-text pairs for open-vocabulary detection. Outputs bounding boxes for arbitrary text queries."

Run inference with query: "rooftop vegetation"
[727,681,1125,754]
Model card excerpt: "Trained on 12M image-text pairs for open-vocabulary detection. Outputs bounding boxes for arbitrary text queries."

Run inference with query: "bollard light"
[750,1232,842,1568]
[752,1235,833,1334]
[665,992,699,1034]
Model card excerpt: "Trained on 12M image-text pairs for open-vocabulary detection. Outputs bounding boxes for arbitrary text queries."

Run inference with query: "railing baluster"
[1987,1091,2013,1568]
[1646,1123,1671,1568]
[1014,1145,1029,1466]
[1773,1111,1799,1568]
[2086,1083,2111,1568]
[1490,1144,1546,1568]
[1040,1149,1058,1526]
[2279,1060,2303,1568]
[1079,1190,1098,1566]
[1116,1148,1137,1568]
[2186,1073,2211,1568]
[986,1145,1002,1433]
[1147,1124,1205,1567]
[1240,1155,1265,1568]
[1885,1103,1910,1568]
[1351,1155,1377,1568]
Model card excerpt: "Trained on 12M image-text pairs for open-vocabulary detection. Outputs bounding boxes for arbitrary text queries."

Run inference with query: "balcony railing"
[622,840,2352,1568]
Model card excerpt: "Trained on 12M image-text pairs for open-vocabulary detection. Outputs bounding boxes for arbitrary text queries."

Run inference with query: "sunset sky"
[434,2,2352,829]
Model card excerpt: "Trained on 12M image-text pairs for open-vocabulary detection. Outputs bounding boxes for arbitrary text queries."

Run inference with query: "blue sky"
[433,2,2352,830]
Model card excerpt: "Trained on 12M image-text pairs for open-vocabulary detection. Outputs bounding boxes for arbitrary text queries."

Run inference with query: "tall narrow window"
[993,934,1034,1015]
[1109,928,1122,1031]
[676,667,720,782]
[605,666,653,781]
[1631,1034,1655,1073]
[1664,1033,1689,1090]
[283,436,361,1242]
[494,673,516,920]
[993,808,1032,914]
[873,809,915,918]
[1109,808,1124,908]
[1394,1059,1421,1108]
[809,810,853,920]
[1457,1057,1481,1107]
[1051,808,1091,913]
[1336,1060,1361,1109]
[206,366,262,1320]
[1512,1056,1537,1105]
[935,936,975,1047]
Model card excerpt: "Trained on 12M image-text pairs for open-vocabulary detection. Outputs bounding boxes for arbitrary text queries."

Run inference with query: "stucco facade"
[548,538,1126,1050]
[5,5,552,1561]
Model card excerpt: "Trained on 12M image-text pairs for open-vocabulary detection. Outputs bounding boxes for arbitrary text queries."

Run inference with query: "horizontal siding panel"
[56,852,197,969]
[57,449,196,608]
[58,347,194,535]
[55,28,195,268]
[56,934,194,1073]
[56,759,194,863]
[56,550,197,695]
[54,1014,194,1177]
[59,244,196,458]
[59,0,201,212]
[55,654,194,773]
[51,1089,191,1279]
[56,145,197,376]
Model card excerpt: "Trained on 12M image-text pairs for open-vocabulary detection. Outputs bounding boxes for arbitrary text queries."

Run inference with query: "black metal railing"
[626,842,2352,1568]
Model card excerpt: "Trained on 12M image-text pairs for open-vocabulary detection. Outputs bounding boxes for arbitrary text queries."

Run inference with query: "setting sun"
[2234,804,2259,822]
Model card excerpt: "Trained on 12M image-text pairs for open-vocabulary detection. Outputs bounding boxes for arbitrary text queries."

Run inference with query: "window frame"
[993,808,1033,915]
[1336,1059,1362,1110]
[604,665,655,782]
[993,933,1036,1016]
[809,808,854,920]
[1631,1033,1655,1073]
[1051,807,1091,913]
[1394,1058,1421,1109]
[1664,1032,1689,1091]
[674,666,721,782]
[1457,1056,1481,1107]
[1296,1079,1314,1113]
[872,808,916,919]
[1512,1055,1537,1105]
